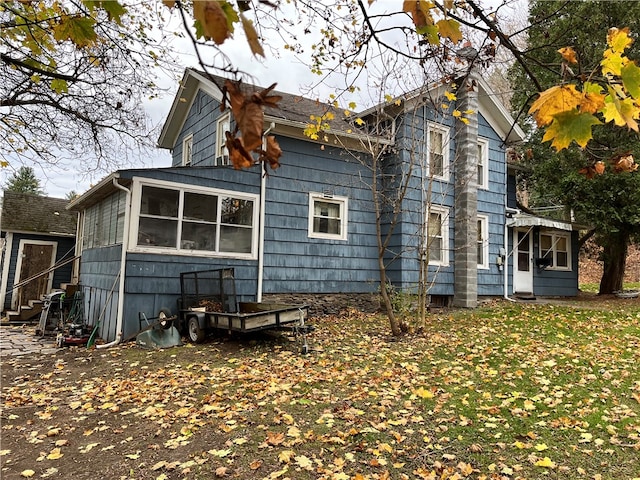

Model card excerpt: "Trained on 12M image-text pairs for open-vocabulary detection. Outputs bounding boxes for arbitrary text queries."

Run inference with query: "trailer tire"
[187,316,205,343]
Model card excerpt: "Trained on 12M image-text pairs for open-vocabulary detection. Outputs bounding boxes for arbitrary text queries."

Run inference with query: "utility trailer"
[177,268,310,350]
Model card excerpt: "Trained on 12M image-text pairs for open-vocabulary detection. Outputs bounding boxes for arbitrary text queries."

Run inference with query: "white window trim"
[539,232,572,271]
[477,214,489,269]
[182,133,193,166]
[308,192,348,241]
[427,123,450,181]
[216,112,231,166]
[129,178,259,260]
[426,205,450,266]
[477,138,489,189]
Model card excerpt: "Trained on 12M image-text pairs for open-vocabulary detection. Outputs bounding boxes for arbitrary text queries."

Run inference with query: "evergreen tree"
[5,166,45,195]
[509,0,640,294]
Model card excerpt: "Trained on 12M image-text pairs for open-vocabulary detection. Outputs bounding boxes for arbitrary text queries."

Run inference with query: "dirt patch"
[579,239,640,284]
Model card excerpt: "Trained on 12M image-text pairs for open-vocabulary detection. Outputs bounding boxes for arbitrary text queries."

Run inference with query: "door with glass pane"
[513,229,533,294]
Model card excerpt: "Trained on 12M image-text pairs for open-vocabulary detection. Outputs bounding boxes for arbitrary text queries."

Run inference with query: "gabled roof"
[158,68,525,151]
[1,191,77,236]
[158,68,354,150]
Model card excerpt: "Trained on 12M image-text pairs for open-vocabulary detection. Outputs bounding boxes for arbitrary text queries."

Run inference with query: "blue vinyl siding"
[79,245,121,342]
[476,114,507,295]
[172,90,221,167]
[260,136,380,293]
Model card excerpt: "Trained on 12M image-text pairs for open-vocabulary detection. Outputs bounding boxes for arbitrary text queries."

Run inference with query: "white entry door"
[513,229,533,294]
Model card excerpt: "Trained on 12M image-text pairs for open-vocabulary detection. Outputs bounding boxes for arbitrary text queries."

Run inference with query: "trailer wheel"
[158,308,173,330]
[187,316,205,343]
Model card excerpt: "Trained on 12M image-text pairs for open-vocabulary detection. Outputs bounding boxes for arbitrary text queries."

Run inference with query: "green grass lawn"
[2,300,639,479]
[580,282,640,293]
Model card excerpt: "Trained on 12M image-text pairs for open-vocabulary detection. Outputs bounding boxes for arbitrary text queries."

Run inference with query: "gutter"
[257,122,275,302]
[96,178,131,348]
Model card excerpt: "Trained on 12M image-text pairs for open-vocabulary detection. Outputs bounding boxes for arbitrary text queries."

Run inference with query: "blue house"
[68,68,580,343]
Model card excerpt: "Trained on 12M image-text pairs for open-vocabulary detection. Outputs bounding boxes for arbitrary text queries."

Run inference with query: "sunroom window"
[135,184,256,257]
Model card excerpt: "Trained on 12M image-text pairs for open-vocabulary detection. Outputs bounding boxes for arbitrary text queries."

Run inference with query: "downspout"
[257,122,275,302]
[97,178,131,348]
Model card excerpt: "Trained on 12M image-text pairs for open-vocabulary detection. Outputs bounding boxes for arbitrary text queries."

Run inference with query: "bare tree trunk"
[377,255,401,336]
[599,230,629,294]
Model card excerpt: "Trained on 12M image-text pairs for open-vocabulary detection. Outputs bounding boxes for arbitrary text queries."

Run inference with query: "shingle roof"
[1,191,77,236]
[204,71,355,132]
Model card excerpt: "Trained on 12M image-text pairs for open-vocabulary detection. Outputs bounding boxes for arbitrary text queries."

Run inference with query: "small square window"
[308,193,348,241]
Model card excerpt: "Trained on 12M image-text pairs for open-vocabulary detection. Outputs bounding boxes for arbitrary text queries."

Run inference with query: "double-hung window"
[426,206,449,265]
[477,215,489,269]
[308,193,348,241]
[182,134,193,166]
[134,182,257,257]
[477,138,489,189]
[216,113,231,166]
[428,125,450,180]
[539,233,570,270]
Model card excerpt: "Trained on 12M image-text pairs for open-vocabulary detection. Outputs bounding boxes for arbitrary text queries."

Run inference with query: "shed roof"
[1,191,77,236]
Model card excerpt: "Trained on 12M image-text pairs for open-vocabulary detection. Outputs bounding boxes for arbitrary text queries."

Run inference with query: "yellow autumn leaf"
[445,91,457,101]
[580,82,606,114]
[528,85,583,127]
[601,49,626,77]
[384,94,393,103]
[558,46,578,64]
[579,432,593,443]
[295,455,313,469]
[414,386,434,399]
[46,448,64,460]
[541,110,601,150]
[78,443,98,453]
[607,27,633,53]
[0,450,10,456]
[278,450,295,463]
[452,109,462,117]
[355,117,365,126]
[436,18,462,44]
[208,448,232,457]
[21,470,35,478]
[602,92,640,131]
[534,457,556,468]
[535,443,548,451]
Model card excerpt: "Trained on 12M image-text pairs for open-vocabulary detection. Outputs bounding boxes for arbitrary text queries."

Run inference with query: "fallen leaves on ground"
[1,300,639,479]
